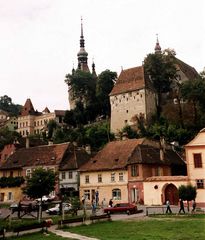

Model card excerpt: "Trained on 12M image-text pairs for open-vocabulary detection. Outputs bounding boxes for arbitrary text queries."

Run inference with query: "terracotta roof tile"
[0,143,70,169]
[110,66,147,96]
[20,99,37,116]
[175,58,199,80]
[79,139,144,172]
[145,176,188,182]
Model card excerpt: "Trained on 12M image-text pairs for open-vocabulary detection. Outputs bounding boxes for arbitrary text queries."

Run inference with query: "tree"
[178,184,197,212]
[96,70,117,117]
[0,95,22,116]
[65,69,96,107]
[0,127,21,150]
[181,78,205,126]
[144,51,177,119]
[23,168,56,221]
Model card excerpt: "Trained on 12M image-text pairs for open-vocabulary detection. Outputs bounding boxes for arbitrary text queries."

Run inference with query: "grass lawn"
[6,232,74,240]
[64,215,205,240]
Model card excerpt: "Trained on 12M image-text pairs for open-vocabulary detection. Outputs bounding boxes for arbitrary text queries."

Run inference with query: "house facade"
[185,128,205,207]
[79,138,186,206]
[0,142,90,202]
[17,99,65,137]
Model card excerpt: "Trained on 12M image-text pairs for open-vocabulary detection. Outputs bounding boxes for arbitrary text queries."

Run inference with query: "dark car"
[104,203,138,215]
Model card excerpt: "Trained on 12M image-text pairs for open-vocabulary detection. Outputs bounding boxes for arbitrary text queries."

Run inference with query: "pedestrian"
[81,195,85,206]
[178,199,185,214]
[109,199,113,207]
[165,200,172,214]
[92,199,96,215]
[191,200,196,213]
[101,198,106,209]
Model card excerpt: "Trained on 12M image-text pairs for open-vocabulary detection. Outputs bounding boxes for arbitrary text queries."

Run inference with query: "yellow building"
[185,128,205,207]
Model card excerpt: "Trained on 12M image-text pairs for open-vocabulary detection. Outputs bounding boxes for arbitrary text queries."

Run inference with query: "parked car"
[46,203,72,215]
[35,195,55,203]
[104,203,138,215]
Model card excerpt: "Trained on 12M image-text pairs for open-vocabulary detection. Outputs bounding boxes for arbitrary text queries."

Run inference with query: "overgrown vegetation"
[0,176,25,188]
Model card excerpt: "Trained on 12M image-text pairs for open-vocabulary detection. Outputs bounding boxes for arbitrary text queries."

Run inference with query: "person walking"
[191,200,196,213]
[91,199,96,215]
[178,199,185,214]
[109,199,113,207]
[165,200,172,214]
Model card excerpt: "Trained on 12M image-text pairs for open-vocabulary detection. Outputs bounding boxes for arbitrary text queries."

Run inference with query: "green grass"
[6,232,74,240]
[64,215,205,240]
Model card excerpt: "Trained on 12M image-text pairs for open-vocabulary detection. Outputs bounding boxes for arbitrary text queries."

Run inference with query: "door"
[164,184,179,205]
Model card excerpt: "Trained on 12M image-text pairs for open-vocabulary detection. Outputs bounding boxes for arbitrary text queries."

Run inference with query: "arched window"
[112,188,121,200]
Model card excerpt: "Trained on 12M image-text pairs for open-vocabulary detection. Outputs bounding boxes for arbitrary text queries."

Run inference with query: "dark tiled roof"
[175,58,199,80]
[79,138,185,172]
[0,143,70,169]
[54,110,66,116]
[42,107,50,113]
[110,66,150,96]
[59,147,90,170]
[79,139,144,172]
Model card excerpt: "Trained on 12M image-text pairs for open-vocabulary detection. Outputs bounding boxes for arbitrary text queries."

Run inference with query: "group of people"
[166,199,196,214]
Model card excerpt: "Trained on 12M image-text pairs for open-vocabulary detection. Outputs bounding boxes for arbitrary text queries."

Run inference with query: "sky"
[0,0,204,111]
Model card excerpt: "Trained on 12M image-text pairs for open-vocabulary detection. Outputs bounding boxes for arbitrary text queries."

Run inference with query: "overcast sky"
[0,0,204,111]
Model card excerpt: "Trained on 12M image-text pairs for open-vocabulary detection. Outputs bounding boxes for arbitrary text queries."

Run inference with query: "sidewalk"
[49,225,99,240]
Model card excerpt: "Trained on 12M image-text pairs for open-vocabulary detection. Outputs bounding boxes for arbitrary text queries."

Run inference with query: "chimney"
[85,145,91,155]
[159,137,165,161]
[26,137,30,148]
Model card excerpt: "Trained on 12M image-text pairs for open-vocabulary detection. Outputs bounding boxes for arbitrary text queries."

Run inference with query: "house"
[79,138,186,206]
[17,98,66,137]
[185,128,205,207]
[0,142,90,202]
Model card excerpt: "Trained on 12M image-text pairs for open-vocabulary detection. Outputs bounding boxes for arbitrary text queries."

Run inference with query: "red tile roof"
[110,66,147,96]
[145,176,188,182]
[20,99,36,116]
[79,138,185,172]
[175,58,199,80]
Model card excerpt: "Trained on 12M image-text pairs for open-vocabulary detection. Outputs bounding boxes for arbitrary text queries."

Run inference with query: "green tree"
[65,70,96,107]
[181,78,205,125]
[47,119,58,139]
[0,127,21,150]
[23,168,56,221]
[178,184,197,212]
[120,125,138,139]
[144,52,177,119]
[96,70,117,117]
[0,95,22,116]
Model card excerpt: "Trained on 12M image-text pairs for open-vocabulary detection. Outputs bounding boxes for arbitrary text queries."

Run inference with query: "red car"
[104,203,138,215]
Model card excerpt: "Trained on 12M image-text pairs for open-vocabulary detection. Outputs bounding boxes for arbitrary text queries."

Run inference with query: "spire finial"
[154,33,161,54]
[81,16,83,37]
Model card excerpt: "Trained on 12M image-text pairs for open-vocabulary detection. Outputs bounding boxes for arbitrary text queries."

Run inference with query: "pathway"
[49,225,99,240]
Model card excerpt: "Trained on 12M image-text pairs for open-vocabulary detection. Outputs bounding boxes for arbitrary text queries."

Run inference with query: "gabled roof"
[42,107,50,113]
[175,58,199,80]
[0,143,70,170]
[20,98,36,116]
[110,66,152,96]
[79,138,185,172]
[185,128,205,147]
[0,109,9,116]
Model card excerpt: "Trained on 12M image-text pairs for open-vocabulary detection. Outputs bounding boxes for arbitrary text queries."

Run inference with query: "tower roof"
[20,98,36,116]
[77,17,89,72]
[154,34,162,54]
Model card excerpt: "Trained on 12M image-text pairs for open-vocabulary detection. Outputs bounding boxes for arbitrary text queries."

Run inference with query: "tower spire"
[77,17,89,71]
[154,34,162,54]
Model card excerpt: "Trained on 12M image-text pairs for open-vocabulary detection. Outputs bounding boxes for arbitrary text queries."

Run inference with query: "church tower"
[67,18,97,110]
[154,34,162,54]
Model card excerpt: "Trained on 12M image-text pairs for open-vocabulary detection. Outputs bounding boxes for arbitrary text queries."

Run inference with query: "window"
[85,175,89,184]
[68,171,73,179]
[8,192,13,201]
[10,171,13,177]
[3,171,7,177]
[154,167,161,176]
[126,110,128,113]
[196,179,204,189]
[18,170,21,177]
[111,173,115,182]
[124,120,128,124]
[112,188,121,200]
[84,190,90,200]
[131,165,139,177]
[98,174,102,183]
[119,172,124,181]
[194,153,202,168]
[26,169,32,178]
[61,172,65,179]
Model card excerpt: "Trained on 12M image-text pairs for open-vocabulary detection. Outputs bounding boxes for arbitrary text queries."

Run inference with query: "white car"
[46,203,72,215]
[36,195,55,203]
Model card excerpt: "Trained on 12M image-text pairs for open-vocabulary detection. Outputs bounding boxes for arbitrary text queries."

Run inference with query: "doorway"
[164,184,179,205]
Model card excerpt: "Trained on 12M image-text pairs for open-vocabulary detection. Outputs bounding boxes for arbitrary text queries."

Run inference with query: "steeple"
[154,34,162,54]
[77,17,89,72]
[92,58,97,78]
